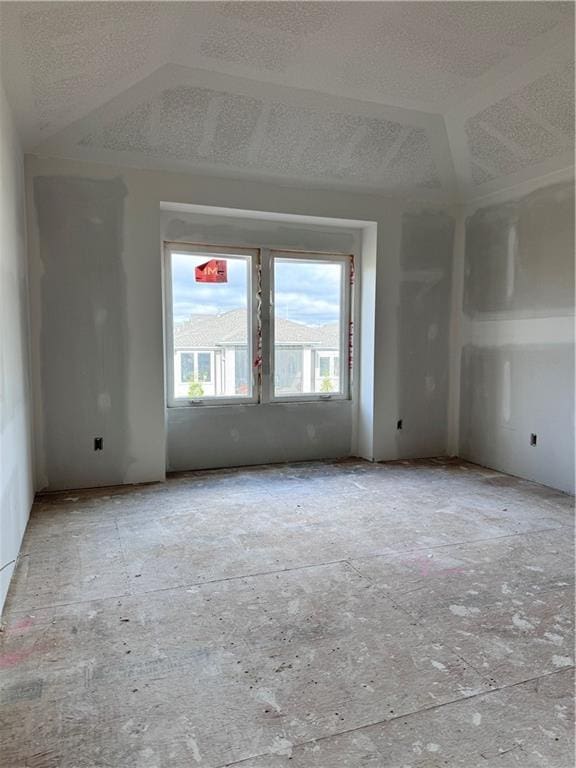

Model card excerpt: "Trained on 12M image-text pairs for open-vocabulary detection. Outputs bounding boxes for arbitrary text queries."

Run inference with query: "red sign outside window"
[195,259,228,283]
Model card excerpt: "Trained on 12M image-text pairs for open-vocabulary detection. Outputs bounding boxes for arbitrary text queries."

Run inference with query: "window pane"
[273,258,343,396]
[181,353,195,383]
[234,345,249,395]
[171,252,251,399]
[197,353,211,382]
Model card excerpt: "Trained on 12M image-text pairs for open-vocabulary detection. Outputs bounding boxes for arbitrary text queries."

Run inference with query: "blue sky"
[172,253,341,326]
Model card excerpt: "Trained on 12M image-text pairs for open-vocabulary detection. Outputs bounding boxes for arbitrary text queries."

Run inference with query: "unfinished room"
[0,1,574,766]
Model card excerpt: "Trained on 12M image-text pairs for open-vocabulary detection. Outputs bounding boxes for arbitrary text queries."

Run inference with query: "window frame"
[164,242,260,407]
[268,250,352,403]
[164,243,353,408]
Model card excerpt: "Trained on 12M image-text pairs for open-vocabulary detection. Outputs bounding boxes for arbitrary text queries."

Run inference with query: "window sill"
[167,398,351,409]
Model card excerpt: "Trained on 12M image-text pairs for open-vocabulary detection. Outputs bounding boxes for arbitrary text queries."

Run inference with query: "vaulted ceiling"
[1,1,573,202]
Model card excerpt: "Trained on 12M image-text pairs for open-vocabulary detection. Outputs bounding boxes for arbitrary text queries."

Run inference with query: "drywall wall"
[460,343,574,493]
[464,184,574,317]
[168,401,352,472]
[26,154,455,489]
[458,179,575,493]
[33,176,129,490]
[0,83,34,612]
[397,211,454,457]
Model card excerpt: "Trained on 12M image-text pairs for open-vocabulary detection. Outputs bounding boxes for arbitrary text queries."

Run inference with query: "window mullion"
[259,248,272,404]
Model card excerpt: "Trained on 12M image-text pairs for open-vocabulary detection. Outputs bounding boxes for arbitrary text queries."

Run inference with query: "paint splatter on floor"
[0,458,573,766]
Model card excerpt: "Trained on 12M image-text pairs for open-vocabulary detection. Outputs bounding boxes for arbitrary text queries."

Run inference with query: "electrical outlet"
[530,433,537,447]
[94,437,103,451]
[397,419,403,430]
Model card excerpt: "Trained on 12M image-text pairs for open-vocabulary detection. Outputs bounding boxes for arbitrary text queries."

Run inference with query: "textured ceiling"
[465,61,575,185]
[0,1,573,201]
[79,83,442,192]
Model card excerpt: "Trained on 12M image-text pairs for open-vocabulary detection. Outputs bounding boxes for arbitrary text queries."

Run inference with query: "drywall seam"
[159,201,377,228]
[354,221,378,460]
[447,206,466,456]
[0,81,34,614]
[462,315,574,347]
[372,209,402,461]
[24,155,47,490]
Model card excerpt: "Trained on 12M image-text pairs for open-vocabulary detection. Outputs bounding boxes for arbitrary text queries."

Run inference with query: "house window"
[165,244,257,404]
[165,244,352,405]
[181,352,195,383]
[179,352,213,384]
[318,356,330,377]
[197,352,211,382]
[271,253,350,399]
[315,351,340,393]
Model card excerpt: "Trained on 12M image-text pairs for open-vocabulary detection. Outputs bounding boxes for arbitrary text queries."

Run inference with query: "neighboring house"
[173,308,340,398]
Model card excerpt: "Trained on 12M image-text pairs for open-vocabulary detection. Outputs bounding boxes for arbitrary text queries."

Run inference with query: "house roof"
[174,309,339,349]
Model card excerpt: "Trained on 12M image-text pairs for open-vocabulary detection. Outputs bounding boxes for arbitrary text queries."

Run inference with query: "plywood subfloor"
[0,458,574,767]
